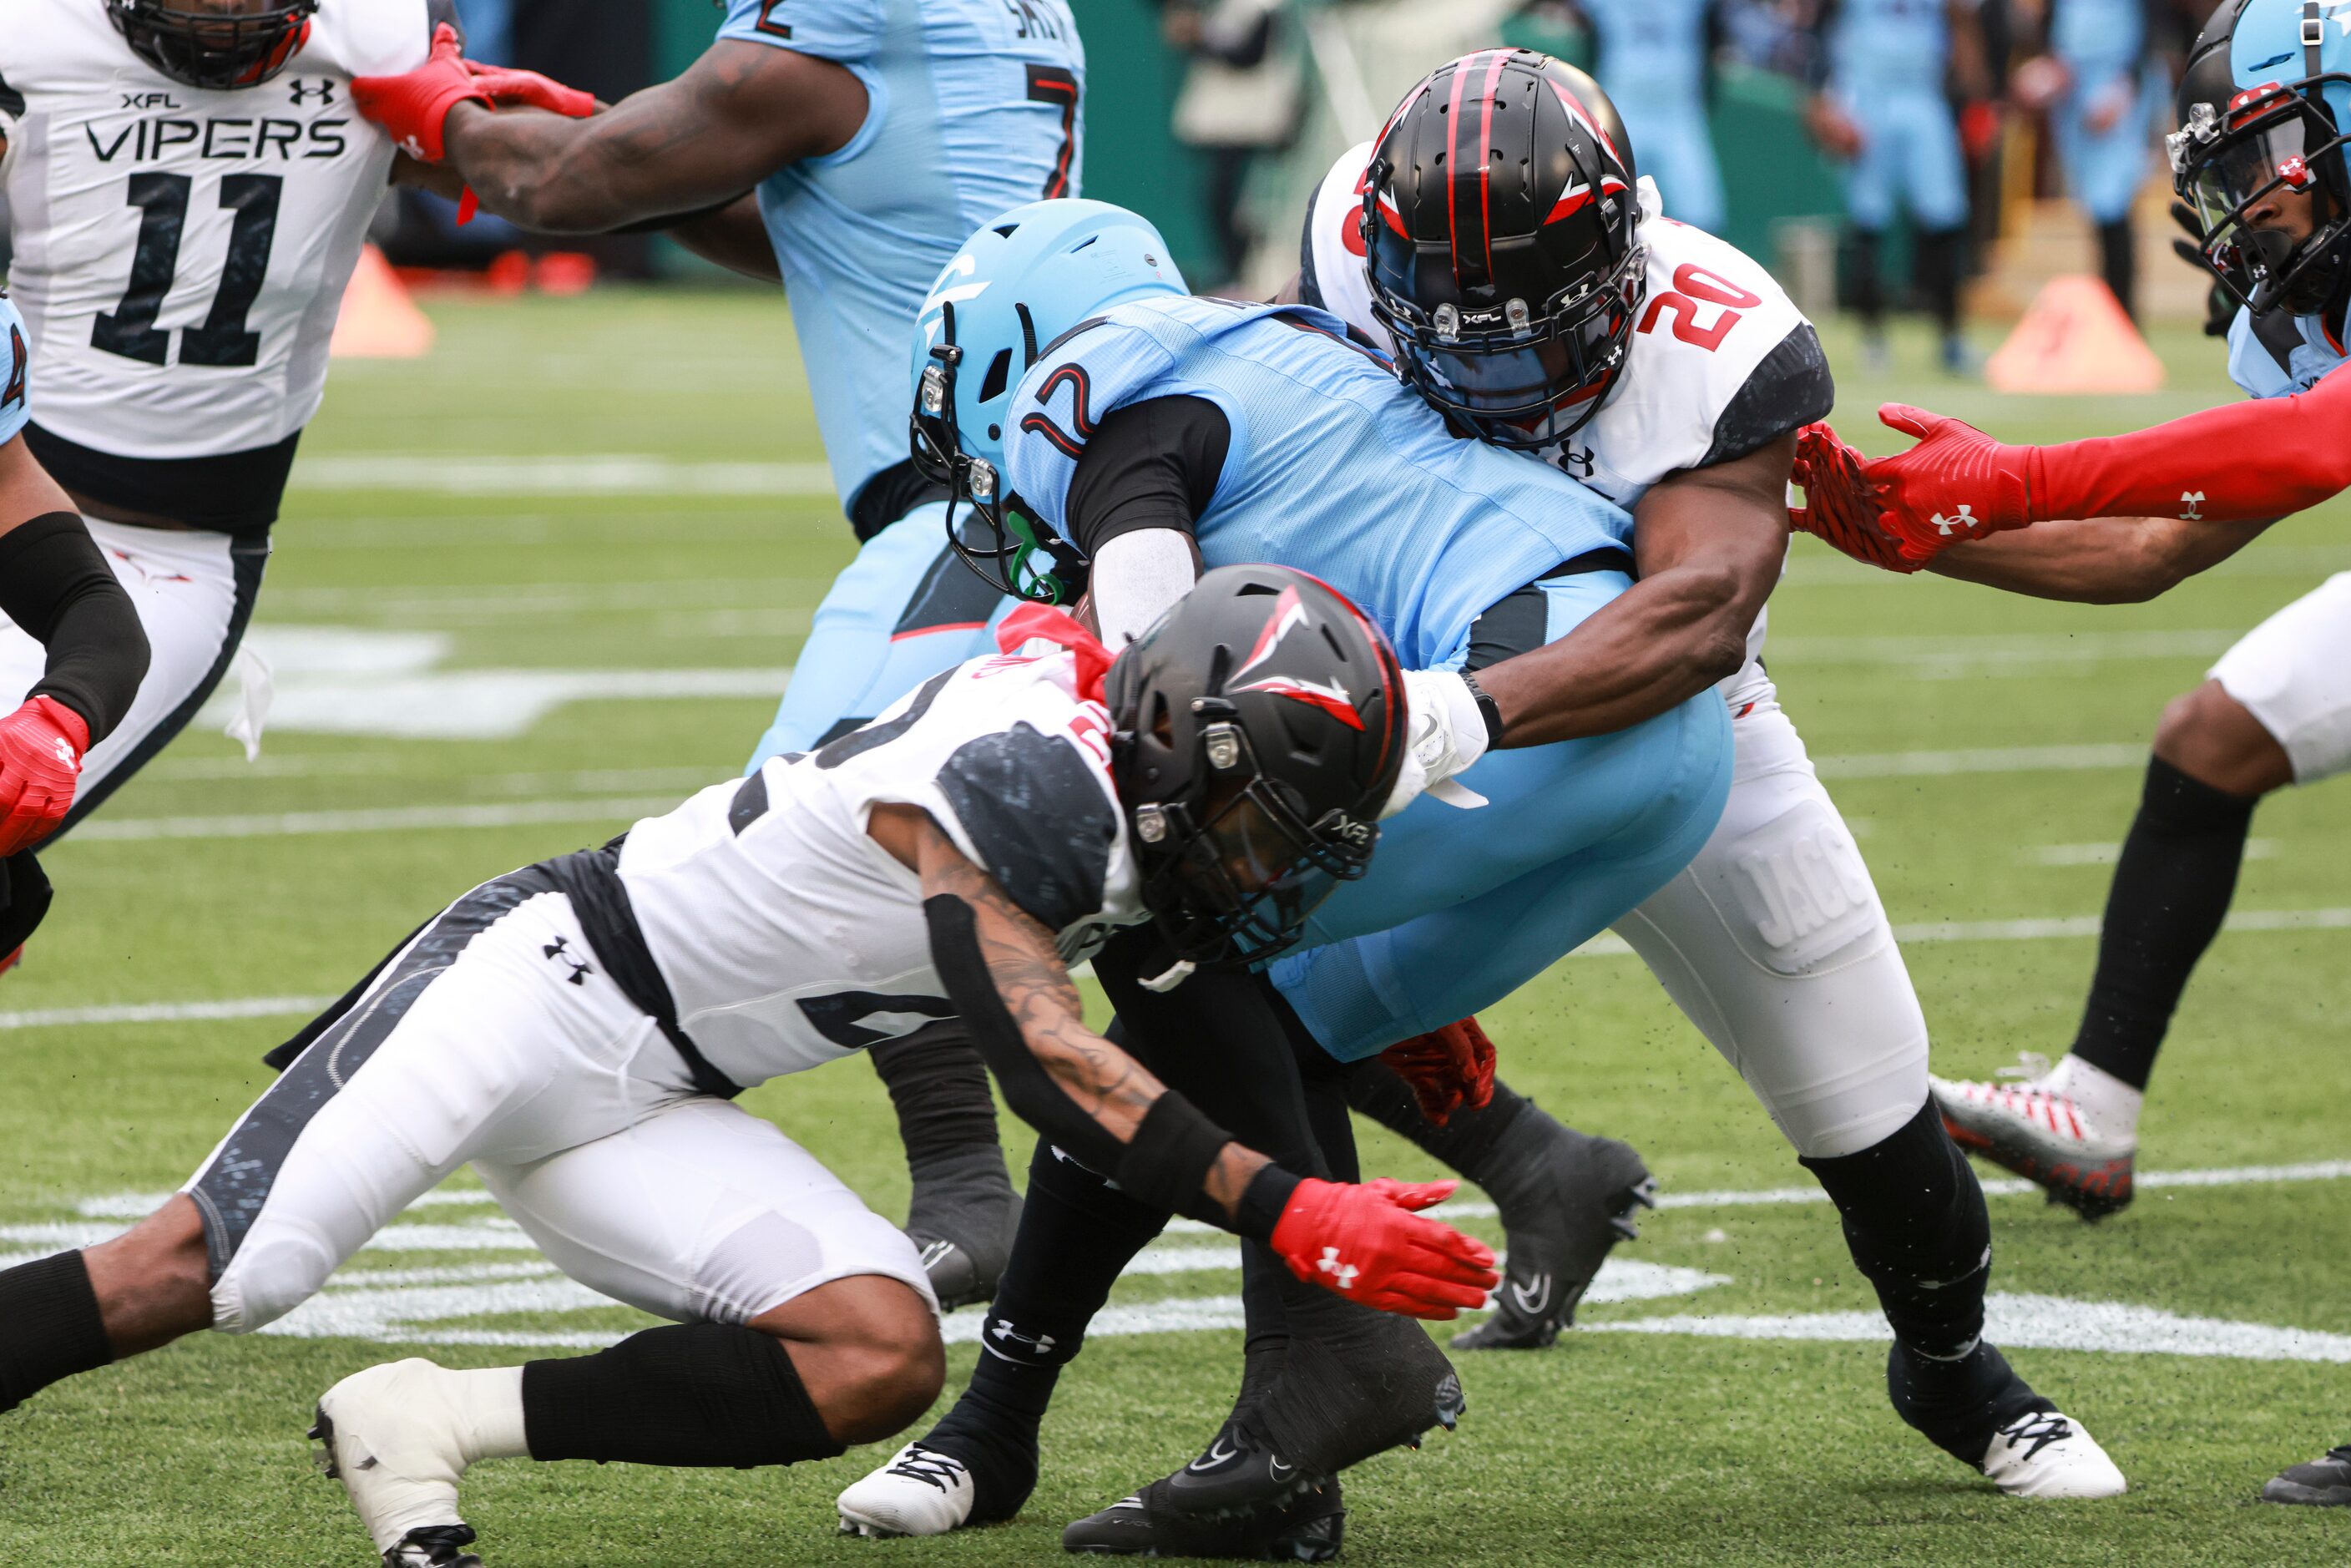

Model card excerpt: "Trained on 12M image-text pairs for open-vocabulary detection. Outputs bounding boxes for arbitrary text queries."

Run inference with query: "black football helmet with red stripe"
[1106,565,1404,970]
[1363,52,1645,448]
[107,0,319,90]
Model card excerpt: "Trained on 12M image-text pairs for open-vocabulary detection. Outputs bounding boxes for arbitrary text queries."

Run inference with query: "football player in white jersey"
[1282,49,2116,1504]
[842,58,2117,1559]
[0,0,585,951]
[0,566,1498,1568]
[0,288,152,965]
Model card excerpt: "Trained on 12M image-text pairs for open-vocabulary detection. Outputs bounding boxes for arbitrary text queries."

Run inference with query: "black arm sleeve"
[1697,322,1835,469]
[0,513,149,743]
[1061,395,1231,559]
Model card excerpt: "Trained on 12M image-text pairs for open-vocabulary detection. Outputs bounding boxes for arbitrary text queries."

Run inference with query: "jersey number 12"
[92,173,282,369]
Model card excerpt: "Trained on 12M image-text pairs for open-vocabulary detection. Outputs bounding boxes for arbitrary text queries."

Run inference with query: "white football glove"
[1380,669,1492,819]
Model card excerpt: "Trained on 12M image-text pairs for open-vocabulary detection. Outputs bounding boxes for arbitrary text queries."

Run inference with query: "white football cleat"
[312,1360,483,1565]
[837,1443,978,1538]
[1981,1407,2128,1499]
[1932,1054,2137,1219]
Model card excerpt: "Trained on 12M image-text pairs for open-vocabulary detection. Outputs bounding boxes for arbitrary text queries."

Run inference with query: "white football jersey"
[0,0,426,459]
[1300,145,1828,687]
[619,624,1145,1092]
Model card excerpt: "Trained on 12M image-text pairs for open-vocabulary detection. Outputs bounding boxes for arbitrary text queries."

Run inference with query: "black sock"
[1342,1060,1538,1192]
[2071,756,2258,1091]
[1886,1341,2050,1464]
[868,1022,1018,1255]
[1916,226,1966,339]
[2096,218,2136,321]
[0,1251,112,1414]
[520,1322,842,1467]
[1851,228,1885,334]
[925,1139,1165,1519]
[1801,1102,1990,1364]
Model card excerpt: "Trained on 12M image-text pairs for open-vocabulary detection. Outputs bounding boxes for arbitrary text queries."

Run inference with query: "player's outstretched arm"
[882,805,1497,1319]
[1472,433,1790,749]
[367,37,863,235]
[0,437,149,855]
[1924,513,2277,603]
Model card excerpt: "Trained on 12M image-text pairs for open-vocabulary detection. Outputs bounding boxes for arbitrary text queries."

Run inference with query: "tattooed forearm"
[921,833,1166,1137]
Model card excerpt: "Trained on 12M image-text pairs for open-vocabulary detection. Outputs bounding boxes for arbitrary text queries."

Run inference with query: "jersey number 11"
[92,172,282,370]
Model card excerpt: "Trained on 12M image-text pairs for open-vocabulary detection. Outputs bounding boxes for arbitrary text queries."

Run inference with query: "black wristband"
[1115,1090,1235,1219]
[1459,668,1505,749]
[1231,1162,1303,1245]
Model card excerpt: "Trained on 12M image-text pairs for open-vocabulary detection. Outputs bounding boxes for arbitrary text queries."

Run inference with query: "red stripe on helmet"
[1234,675,1366,731]
[1477,50,1508,282]
[1445,59,1473,285]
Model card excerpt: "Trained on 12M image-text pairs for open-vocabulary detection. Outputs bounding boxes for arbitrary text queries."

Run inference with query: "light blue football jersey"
[2226,305,2350,399]
[2047,0,2144,83]
[999,296,1636,670]
[0,291,28,447]
[718,0,1084,518]
[1826,0,1949,97]
[1580,0,1708,109]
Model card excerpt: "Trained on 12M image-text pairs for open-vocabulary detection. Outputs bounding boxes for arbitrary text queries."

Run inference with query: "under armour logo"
[1510,1272,1553,1315]
[1557,445,1596,479]
[286,78,336,106]
[2180,491,2206,520]
[1316,1246,1360,1289]
[50,738,78,770]
[541,935,593,984]
[1929,503,1979,537]
[990,1320,1057,1356]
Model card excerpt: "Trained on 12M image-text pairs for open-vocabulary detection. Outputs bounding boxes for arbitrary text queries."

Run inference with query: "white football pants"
[1613,687,1932,1159]
[184,873,934,1335]
[2210,571,2351,785]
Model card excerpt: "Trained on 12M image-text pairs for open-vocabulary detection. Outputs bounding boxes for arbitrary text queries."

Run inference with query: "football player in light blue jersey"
[1571,0,1727,234]
[2030,0,2166,320]
[1807,0,1987,370]
[377,0,1086,1312]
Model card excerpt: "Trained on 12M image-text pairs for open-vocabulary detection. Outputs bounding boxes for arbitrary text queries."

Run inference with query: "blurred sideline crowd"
[1170,0,2222,367]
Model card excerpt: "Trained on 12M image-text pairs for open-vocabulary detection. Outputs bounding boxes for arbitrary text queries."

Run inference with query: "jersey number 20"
[1637,264,1761,353]
[92,173,282,369]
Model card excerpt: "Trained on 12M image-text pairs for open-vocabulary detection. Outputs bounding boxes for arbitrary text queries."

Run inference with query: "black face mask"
[2176,84,2351,316]
[107,0,319,91]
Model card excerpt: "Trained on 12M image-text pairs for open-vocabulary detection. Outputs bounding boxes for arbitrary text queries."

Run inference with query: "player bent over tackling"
[0,568,1494,1568]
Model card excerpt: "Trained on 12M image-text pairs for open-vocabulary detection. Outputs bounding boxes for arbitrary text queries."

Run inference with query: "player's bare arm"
[439,43,864,235]
[1926,512,2278,604]
[1476,433,1792,748]
[873,802,1271,1216]
[0,432,75,529]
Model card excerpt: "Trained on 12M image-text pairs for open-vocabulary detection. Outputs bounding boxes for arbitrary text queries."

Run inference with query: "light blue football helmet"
[907,200,1187,603]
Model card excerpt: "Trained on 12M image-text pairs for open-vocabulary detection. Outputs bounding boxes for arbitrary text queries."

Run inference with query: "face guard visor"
[2172,78,2351,314]
[1369,235,1646,450]
[107,0,319,91]
[908,304,1086,605]
[1130,717,1378,969]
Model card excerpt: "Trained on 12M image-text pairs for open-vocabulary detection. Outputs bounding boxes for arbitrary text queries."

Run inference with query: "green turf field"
[3,295,2346,1566]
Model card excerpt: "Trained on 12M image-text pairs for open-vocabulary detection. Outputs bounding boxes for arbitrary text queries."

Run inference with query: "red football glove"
[1379,1018,1496,1125]
[1858,403,2037,564]
[352,23,492,164]
[463,58,597,119]
[1269,1177,1499,1321]
[1790,421,1920,574]
[0,697,88,857]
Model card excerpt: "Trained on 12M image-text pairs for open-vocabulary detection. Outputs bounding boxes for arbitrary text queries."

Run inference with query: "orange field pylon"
[1984,275,2164,394]
[329,244,435,359]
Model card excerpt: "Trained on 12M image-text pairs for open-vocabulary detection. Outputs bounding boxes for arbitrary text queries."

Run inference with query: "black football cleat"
[380,1527,484,1568]
[1452,1130,1655,1351]
[1064,1475,1344,1560]
[2263,1446,2351,1507]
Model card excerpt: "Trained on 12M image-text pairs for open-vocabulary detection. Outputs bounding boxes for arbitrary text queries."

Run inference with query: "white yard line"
[64,796,680,843]
[1812,743,2151,778]
[1765,630,2237,671]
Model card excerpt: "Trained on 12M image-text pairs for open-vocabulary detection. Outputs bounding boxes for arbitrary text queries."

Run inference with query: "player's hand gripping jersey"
[995,293,1637,671]
[716,0,1084,523]
[613,609,1142,1092]
[1297,144,1831,683]
[0,0,424,513]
